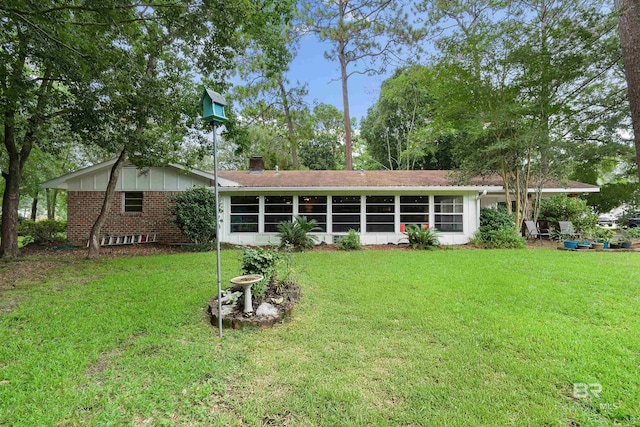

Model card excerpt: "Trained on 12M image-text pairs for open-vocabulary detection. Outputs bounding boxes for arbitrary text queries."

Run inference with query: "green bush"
[539,195,598,233]
[168,187,217,249]
[18,219,67,244]
[403,225,440,250]
[277,216,320,250]
[622,227,640,241]
[587,227,616,242]
[471,207,525,248]
[336,229,361,250]
[240,247,284,296]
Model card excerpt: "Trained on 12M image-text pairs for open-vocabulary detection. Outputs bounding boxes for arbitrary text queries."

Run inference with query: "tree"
[416,0,625,228]
[232,27,306,169]
[72,1,294,258]
[0,2,132,257]
[299,104,346,170]
[301,0,417,170]
[616,0,640,181]
[361,65,457,170]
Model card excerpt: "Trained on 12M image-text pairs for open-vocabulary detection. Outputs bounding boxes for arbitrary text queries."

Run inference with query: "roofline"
[41,159,241,189]
[219,185,506,193]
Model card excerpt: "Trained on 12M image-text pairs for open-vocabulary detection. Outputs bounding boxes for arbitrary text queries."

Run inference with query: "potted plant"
[620,227,640,249]
[589,227,616,250]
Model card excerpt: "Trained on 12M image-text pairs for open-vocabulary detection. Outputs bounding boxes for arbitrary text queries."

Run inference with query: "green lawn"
[0,249,639,426]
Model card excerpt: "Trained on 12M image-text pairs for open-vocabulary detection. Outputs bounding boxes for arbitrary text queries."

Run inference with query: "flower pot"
[592,242,604,251]
[610,243,620,249]
[577,243,590,250]
[564,240,578,250]
[620,241,632,249]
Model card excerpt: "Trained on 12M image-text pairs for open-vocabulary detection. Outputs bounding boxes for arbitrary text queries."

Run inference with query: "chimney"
[249,156,264,174]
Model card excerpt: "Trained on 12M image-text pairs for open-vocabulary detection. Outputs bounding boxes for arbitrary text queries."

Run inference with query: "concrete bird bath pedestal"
[229,274,264,313]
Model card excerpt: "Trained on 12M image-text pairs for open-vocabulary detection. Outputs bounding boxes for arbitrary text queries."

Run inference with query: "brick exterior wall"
[67,191,189,245]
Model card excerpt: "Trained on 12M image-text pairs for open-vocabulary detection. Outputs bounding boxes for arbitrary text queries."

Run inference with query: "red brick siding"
[67,191,189,245]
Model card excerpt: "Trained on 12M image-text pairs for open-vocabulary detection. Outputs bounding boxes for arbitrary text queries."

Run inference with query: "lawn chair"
[558,221,581,240]
[524,220,551,243]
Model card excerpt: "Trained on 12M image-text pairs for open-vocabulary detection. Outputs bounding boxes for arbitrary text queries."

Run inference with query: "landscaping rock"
[256,302,279,318]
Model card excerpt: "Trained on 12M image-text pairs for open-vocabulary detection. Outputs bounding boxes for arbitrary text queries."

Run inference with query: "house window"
[400,195,429,229]
[434,196,463,232]
[332,195,361,232]
[230,196,259,232]
[264,195,293,232]
[298,196,327,232]
[366,196,394,232]
[124,192,143,213]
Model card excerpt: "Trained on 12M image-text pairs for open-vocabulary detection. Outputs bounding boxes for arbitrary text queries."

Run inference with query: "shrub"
[18,219,67,244]
[403,225,439,250]
[277,216,320,250]
[168,187,217,249]
[240,247,284,296]
[337,229,361,250]
[539,195,598,233]
[587,227,616,242]
[622,227,640,241]
[471,207,525,248]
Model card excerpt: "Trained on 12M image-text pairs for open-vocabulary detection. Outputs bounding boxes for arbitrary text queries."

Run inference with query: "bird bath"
[229,274,264,313]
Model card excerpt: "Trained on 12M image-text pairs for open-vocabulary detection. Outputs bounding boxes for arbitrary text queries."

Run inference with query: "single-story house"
[42,157,599,246]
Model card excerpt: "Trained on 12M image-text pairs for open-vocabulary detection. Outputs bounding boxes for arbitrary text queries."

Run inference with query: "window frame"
[123,192,144,213]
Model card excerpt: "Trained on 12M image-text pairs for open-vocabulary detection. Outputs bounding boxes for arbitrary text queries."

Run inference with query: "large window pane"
[332,195,360,232]
[265,195,292,232]
[298,196,327,231]
[230,196,258,233]
[366,195,394,232]
[400,195,429,229]
[434,196,463,232]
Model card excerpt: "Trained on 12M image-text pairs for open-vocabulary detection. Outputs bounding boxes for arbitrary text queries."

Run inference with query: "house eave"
[218,185,505,193]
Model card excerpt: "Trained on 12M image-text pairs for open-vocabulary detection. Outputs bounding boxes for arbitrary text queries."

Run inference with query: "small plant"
[337,229,361,250]
[588,227,616,243]
[403,225,440,250]
[240,247,281,296]
[277,216,320,250]
[168,186,217,250]
[622,227,640,242]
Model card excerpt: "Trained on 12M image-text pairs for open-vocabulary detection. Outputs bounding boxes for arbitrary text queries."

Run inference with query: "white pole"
[212,122,223,338]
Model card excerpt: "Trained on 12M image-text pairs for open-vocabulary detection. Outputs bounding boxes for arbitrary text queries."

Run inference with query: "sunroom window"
[366,196,394,232]
[298,196,327,232]
[400,195,429,229]
[434,196,463,232]
[332,195,361,232]
[264,195,293,232]
[230,195,259,232]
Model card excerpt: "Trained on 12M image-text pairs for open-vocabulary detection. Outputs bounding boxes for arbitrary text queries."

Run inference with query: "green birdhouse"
[200,88,228,124]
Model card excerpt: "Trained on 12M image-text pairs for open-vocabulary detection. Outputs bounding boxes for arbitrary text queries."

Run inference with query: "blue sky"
[284,34,395,125]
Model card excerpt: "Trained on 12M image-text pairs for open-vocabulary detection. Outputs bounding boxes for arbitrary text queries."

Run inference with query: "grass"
[0,249,639,426]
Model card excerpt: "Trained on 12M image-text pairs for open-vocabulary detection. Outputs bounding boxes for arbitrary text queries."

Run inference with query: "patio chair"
[558,221,582,240]
[524,220,551,242]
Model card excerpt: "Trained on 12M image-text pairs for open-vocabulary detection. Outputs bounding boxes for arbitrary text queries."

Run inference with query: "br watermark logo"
[573,383,620,411]
[573,383,602,399]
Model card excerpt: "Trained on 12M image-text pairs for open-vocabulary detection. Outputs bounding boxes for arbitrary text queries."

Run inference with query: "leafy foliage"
[169,187,216,249]
[240,246,289,296]
[403,225,440,250]
[277,216,320,250]
[539,196,598,233]
[622,226,640,241]
[336,229,362,250]
[362,65,457,170]
[587,227,616,243]
[18,219,67,245]
[471,207,525,249]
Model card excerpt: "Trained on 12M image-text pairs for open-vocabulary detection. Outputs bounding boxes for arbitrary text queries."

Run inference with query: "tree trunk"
[616,0,640,182]
[1,143,21,258]
[30,192,38,221]
[87,149,127,259]
[278,77,298,169]
[339,41,353,170]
